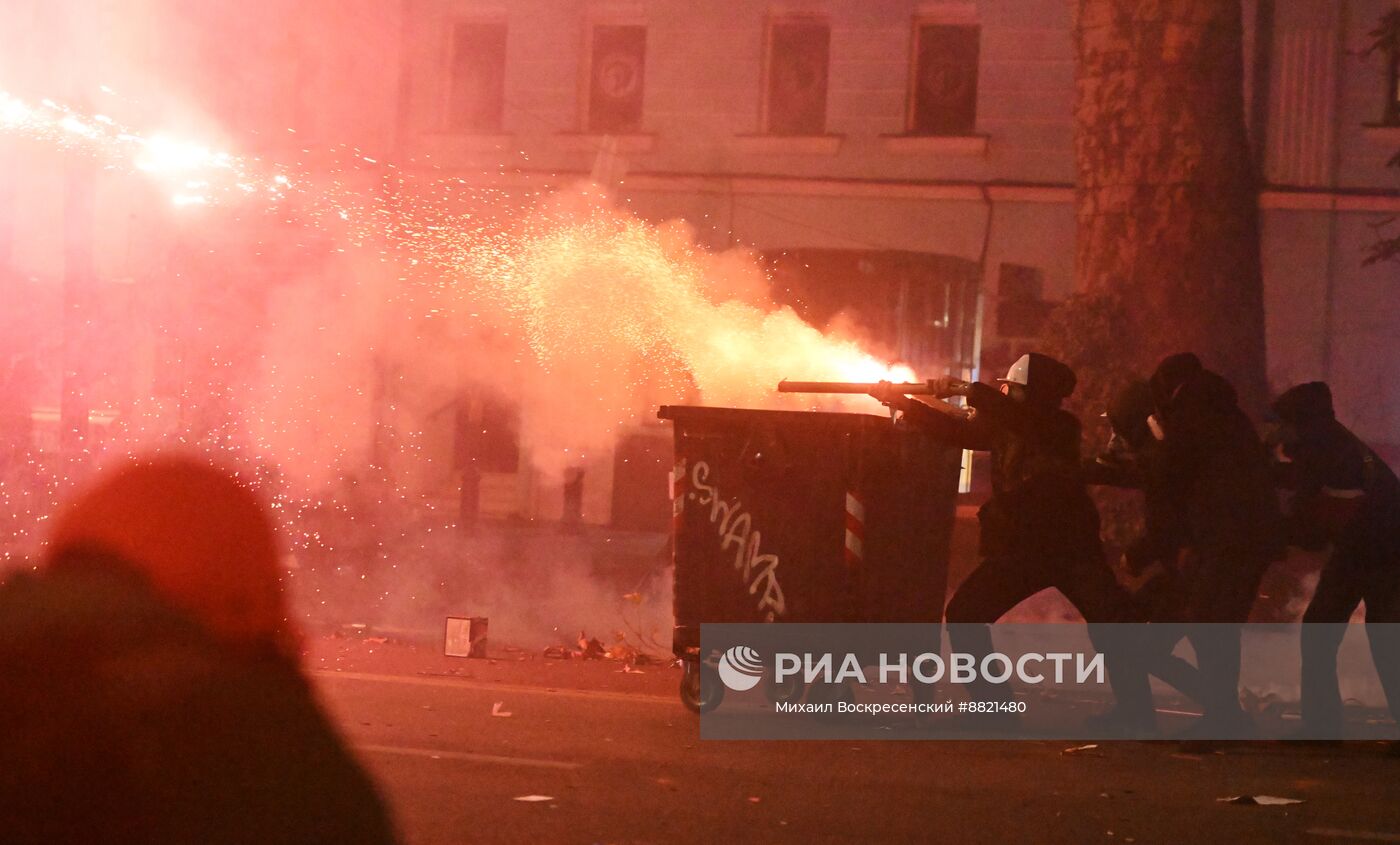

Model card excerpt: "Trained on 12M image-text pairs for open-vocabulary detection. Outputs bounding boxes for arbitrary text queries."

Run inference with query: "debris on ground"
[619,664,645,674]
[335,623,370,639]
[491,701,512,717]
[513,795,554,803]
[606,639,640,664]
[1062,744,1101,756]
[1216,795,1305,806]
[541,631,667,667]
[578,632,607,660]
[1240,688,1285,720]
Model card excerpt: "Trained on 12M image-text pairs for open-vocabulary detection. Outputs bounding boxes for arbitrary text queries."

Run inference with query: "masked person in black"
[874,353,1153,733]
[1083,380,1204,714]
[1270,382,1400,739]
[1146,353,1282,737]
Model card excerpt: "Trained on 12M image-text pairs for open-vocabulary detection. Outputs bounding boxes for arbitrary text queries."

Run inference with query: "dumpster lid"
[657,404,888,429]
[658,401,967,438]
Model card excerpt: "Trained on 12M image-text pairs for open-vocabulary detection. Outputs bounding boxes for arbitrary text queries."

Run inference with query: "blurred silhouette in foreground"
[0,457,396,844]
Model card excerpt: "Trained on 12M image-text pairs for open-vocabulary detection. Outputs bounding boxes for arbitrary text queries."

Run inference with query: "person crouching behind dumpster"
[1269,382,1400,739]
[873,353,1153,733]
[0,457,397,845]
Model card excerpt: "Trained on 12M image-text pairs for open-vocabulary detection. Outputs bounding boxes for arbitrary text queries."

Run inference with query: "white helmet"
[1000,354,1032,387]
[997,353,1076,402]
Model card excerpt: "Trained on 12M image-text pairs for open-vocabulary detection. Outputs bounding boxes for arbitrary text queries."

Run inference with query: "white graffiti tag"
[687,460,786,621]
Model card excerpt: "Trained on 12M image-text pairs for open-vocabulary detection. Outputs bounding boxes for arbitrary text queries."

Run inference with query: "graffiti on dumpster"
[685,460,786,621]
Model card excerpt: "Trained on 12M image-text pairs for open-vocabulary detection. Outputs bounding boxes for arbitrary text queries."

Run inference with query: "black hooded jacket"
[907,381,1097,559]
[0,557,397,845]
[1273,382,1400,562]
[1150,366,1281,561]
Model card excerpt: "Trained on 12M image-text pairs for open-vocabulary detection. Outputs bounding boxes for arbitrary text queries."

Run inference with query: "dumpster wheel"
[680,660,724,714]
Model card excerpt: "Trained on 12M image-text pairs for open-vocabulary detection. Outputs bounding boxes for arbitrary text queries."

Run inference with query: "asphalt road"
[309,642,1400,845]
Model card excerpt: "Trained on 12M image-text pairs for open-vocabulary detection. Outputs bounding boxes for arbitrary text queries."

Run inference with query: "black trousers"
[1130,575,1205,706]
[944,552,1151,720]
[1179,548,1271,724]
[1141,623,1207,707]
[1300,543,1400,733]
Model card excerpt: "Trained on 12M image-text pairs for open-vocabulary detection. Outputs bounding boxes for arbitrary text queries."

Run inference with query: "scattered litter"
[543,646,573,660]
[747,796,761,804]
[1217,795,1304,806]
[491,702,512,718]
[444,616,489,658]
[622,592,643,604]
[606,632,640,662]
[513,795,553,803]
[364,636,388,644]
[620,664,645,674]
[1062,744,1101,756]
[335,623,370,639]
[578,632,607,660]
[1170,753,1204,762]
[1240,688,1285,719]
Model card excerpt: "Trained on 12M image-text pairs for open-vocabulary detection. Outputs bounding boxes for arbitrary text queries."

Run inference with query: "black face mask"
[1261,419,1299,454]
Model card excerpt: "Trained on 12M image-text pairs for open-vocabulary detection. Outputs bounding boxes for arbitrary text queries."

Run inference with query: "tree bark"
[1074,0,1268,410]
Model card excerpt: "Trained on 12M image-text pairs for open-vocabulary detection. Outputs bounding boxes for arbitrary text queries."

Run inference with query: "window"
[453,394,519,474]
[610,431,671,531]
[908,23,980,136]
[764,19,830,135]
[447,22,507,133]
[586,25,647,133]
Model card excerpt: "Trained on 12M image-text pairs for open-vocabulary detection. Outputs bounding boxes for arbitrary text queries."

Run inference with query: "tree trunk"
[1074,0,1268,410]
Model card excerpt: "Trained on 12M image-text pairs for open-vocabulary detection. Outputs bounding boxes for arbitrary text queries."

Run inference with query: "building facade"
[397,0,1400,459]
[1,0,1397,538]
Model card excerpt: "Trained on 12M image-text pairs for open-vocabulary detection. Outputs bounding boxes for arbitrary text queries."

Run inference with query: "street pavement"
[309,638,1400,845]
